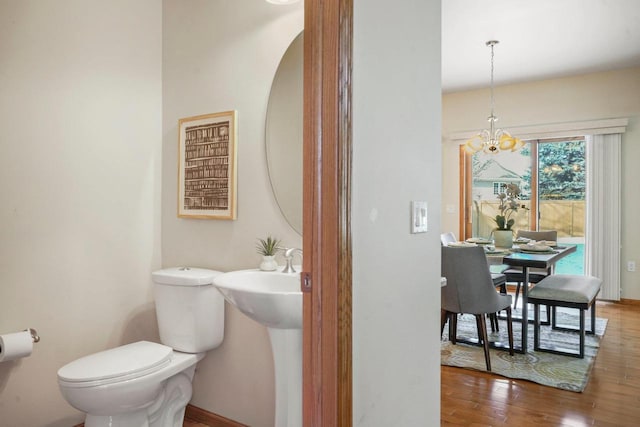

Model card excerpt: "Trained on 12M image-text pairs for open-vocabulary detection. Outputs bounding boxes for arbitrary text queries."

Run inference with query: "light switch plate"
[411,201,428,233]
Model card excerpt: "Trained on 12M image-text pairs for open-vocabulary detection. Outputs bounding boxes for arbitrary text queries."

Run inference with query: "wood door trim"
[459,146,471,239]
[530,141,539,230]
[303,0,353,426]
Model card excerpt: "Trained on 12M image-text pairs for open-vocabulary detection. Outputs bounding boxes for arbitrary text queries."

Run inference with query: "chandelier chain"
[490,41,495,118]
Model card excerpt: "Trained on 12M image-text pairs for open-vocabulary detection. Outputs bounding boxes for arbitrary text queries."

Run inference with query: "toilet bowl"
[57,268,224,427]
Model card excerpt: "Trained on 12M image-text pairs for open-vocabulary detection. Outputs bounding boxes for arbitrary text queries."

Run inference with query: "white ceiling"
[442,0,640,92]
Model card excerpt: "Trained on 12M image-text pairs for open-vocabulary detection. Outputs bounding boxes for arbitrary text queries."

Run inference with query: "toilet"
[57,267,224,427]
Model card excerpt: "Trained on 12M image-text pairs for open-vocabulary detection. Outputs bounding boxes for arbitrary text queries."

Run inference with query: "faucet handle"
[282,247,302,273]
[284,247,302,258]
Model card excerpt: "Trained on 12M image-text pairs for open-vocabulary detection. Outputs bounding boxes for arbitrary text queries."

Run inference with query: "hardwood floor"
[79,301,640,426]
[442,300,640,426]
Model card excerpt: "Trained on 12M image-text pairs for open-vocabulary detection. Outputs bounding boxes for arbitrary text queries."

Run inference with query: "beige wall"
[442,67,640,299]
[162,1,303,426]
[0,1,162,426]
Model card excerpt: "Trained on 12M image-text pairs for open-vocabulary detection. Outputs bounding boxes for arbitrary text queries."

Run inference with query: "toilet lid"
[58,341,173,384]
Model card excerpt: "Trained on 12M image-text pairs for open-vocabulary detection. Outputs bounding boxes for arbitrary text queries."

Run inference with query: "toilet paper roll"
[0,330,33,362]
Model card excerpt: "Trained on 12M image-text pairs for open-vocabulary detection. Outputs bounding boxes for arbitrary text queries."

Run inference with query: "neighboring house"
[472,158,522,201]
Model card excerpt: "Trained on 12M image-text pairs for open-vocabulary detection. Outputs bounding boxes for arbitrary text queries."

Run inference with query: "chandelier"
[464,40,523,154]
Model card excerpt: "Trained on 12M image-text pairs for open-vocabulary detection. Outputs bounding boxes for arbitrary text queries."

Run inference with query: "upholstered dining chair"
[440,232,508,295]
[440,232,457,246]
[503,230,558,308]
[441,246,514,371]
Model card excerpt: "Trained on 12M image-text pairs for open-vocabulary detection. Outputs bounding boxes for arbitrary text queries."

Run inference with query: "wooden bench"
[528,274,602,358]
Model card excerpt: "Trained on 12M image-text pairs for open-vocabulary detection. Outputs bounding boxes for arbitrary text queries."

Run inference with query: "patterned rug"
[441,307,607,392]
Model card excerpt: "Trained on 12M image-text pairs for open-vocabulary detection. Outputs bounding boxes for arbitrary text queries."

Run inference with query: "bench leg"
[531,302,588,358]
[551,305,597,335]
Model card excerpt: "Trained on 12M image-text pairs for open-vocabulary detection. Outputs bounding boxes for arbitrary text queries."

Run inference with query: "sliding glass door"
[537,139,586,274]
[462,138,586,274]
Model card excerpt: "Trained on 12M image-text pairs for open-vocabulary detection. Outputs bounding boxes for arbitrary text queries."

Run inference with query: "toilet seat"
[57,341,173,388]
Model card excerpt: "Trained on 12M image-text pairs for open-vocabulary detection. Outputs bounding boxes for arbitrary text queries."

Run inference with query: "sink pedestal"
[212,269,303,427]
[267,328,302,427]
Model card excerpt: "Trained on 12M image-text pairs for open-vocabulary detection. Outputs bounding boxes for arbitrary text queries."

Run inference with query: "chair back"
[440,232,457,246]
[441,246,510,315]
[517,230,557,242]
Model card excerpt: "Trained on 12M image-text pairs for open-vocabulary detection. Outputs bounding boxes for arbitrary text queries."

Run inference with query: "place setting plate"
[517,244,556,254]
[466,237,492,245]
[447,241,477,248]
[484,248,509,255]
[513,237,531,243]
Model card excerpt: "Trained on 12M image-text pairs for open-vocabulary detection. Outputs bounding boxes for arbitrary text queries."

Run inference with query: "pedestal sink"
[213,269,302,427]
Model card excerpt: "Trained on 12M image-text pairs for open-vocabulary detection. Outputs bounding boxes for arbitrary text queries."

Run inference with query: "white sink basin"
[213,268,302,329]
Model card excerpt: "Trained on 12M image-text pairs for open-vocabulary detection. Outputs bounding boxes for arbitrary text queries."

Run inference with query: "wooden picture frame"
[177,111,237,219]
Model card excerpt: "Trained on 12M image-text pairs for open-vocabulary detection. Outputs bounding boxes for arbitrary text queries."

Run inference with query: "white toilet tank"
[152,267,224,353]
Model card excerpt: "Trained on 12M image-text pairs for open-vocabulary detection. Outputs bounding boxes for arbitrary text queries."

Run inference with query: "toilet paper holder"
[27,328,40,343]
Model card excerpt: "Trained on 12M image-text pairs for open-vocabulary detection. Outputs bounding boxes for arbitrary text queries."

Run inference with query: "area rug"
[441,308,607,392]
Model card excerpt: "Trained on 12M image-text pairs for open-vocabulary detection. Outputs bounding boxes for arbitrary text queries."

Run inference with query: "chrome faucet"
[282,247,302,273]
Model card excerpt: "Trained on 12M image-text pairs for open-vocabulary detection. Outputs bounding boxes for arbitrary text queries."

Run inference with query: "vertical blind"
[585,134,621,300]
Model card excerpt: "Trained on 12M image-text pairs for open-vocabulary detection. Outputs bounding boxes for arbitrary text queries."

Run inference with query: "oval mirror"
[266,32,303,235]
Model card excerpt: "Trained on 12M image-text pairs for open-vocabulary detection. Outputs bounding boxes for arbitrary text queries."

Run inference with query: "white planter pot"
[493,230,514,249]
[260,255,278,271]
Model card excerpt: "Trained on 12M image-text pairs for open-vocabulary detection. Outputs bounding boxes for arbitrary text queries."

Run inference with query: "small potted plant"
[492,183,527,248]
[256,236,281,271]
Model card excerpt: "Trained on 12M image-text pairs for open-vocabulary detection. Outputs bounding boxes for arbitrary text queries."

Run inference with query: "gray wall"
[353,0,442,425]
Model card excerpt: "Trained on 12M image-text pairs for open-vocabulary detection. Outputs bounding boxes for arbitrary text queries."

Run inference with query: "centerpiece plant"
[494,182,526,231]
[492,183,527,248]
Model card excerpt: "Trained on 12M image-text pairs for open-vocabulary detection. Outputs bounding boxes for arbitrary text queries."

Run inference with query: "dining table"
[486,243,577,353]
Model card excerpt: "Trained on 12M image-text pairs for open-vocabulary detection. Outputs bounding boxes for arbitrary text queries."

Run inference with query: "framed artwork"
[177,111,238,219]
